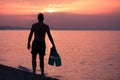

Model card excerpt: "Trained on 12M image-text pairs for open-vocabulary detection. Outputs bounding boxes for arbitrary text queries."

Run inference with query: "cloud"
[0,12,120,30]
[63,0,120,14]
[44,12,120,29]
[0,0,120,14]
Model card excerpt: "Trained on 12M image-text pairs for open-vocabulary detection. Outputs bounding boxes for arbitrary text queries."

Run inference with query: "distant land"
[0,26,30,30]
[0,26,120,30]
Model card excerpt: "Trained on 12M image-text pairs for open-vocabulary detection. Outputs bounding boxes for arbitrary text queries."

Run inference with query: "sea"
[0,30,120,80]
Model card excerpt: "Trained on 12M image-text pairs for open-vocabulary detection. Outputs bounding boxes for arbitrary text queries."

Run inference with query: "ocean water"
[0,30,120,80]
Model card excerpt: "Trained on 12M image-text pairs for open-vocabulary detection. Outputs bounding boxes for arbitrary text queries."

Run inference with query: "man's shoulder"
[43,23,49,30]
[32,22,39,26]
[43,23,49,27]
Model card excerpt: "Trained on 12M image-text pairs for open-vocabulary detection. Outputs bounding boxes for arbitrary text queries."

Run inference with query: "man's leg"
[39,55,44,75]
[32,54,37,74]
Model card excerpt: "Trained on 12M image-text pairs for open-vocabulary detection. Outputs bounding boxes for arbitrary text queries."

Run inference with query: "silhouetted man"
[27,13,56,76]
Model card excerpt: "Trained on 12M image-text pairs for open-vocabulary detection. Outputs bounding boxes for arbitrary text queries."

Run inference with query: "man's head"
[38,13,44,22]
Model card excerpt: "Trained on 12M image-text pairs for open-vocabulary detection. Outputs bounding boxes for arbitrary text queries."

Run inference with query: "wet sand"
[0,64,58,80]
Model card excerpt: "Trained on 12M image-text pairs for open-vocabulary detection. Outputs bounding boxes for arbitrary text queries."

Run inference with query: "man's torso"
[32,22,49,41]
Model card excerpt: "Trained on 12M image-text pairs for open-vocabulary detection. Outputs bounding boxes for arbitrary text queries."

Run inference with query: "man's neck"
[39,21,43,23]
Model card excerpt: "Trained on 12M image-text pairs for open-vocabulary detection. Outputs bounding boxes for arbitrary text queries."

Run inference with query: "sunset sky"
[0,0,120,29]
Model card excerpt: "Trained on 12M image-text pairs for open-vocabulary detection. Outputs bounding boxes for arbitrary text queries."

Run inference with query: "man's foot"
[41,73,45,77]
[33,71,36,75]
[40,73,45,80]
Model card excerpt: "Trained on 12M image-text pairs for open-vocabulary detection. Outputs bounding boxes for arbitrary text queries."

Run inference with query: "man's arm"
[27,27,34,50]
[47,30,56,48]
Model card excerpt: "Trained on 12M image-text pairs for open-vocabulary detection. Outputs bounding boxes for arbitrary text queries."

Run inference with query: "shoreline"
[0,64,59,80]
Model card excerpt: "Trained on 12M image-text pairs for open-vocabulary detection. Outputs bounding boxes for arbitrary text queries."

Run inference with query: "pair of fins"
[48,47,62,66]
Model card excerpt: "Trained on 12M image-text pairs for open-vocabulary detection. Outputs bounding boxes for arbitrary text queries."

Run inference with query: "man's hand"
[52,45,56,49]
[27,43,31,50]
[52,45,57,52]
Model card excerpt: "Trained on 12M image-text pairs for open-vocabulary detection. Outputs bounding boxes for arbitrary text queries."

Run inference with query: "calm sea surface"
[0,30,120,80]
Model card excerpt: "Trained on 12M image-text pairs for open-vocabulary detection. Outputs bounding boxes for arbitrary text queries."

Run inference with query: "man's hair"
[38,13,44,22]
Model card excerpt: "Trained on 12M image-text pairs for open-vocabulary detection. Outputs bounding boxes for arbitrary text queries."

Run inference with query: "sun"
[44,7,58,13]
[47,9,54,13]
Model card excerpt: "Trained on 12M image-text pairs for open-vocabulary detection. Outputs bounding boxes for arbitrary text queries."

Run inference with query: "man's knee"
[40,56,44,63]
[32,54,37,61]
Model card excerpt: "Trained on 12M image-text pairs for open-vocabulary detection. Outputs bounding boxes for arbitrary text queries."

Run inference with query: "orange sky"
[0,0,120,15]
[0,0,120,29]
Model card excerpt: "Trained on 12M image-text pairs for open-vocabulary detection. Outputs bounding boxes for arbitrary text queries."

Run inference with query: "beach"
[0,30,120,80]
[0,64,59,80]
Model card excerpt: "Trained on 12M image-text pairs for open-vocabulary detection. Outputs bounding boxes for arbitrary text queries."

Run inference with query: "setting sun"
[45,8,55,13]
[47,10,54,13]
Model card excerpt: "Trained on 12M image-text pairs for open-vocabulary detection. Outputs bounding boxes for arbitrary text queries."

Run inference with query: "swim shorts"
[31,40,46,56]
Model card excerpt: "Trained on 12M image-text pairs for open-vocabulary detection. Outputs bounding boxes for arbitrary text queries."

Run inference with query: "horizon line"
[0,26,120,30]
